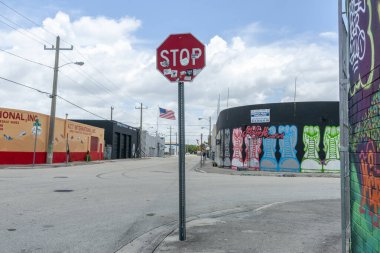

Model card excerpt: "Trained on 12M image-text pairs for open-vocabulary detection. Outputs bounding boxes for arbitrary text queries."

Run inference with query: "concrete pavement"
[118,160,341,253]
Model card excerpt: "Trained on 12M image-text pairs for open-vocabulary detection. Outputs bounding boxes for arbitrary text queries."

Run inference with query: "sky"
[0,0,339,144]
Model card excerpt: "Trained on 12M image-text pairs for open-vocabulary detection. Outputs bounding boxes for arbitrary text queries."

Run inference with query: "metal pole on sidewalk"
[200,133,203,166]
[338,1,349,252]
[32,118,39,167]
[178,81,186,241]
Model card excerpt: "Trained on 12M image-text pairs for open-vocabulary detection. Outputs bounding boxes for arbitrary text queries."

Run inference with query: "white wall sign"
[251,109,270,123]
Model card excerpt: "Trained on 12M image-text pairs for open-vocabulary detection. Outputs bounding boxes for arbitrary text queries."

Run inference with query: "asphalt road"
[0,156,340,253]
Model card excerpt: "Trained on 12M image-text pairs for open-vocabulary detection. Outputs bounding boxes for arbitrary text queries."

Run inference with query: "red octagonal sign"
[157,33,205,82]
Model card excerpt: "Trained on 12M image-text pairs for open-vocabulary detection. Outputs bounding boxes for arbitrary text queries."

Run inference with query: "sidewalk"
[156,199,341,253]
[118,161,341,253]
[0,157,154,170]
[195,159,340,178]
[0,160,110,170]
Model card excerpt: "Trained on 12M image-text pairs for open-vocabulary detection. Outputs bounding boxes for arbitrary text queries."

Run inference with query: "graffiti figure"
[260,126,278,171]
[349,0,366,74]
[244,126,262,171]
[349,0,375,96]
[359,139,380,227]
[224,129,231,167]
[278,125,300,172]
[231,128,244,170]
[323,126,340,171]
[301,126,322,172]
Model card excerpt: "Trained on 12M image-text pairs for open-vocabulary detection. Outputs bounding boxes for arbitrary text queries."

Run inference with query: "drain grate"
[54,189,74,193]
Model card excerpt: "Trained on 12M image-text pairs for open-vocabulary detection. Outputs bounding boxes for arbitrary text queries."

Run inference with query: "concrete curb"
[196,160,340,178]
[0,157,155,170]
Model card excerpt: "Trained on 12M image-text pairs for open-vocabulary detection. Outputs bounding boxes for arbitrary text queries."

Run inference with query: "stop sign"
[157,33,205,82]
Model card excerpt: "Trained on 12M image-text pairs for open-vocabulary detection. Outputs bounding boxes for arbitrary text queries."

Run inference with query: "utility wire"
[60,53,114,94]
[56,95,109,121]
[0,13,52,45]
[0,2,138,103]
[0,2,117,96]
[0,0,57,38]
[0,18,45,45]
[0,75,111,121]
[0,48,52,68]
[0,76,50,95]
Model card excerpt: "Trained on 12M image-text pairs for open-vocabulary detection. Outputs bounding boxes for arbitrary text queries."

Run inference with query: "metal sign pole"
[178,81,186,241]
[32,118,39,167]
[32,127,37,167]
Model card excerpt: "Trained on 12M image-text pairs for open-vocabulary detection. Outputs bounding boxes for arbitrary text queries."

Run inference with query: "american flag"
[159,107,176,120]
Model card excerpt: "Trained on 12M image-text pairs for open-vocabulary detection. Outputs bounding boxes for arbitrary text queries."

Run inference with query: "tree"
[185,144,198,154]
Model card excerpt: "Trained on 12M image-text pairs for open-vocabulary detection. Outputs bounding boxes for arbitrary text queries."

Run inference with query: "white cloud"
[0,12,338,143]
[319,31,338,40]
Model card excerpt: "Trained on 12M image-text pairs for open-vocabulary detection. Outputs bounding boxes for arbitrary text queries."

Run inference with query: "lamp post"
[198,116,211,152]
[167,126,172,156]
[198,116,211,159]
[46,60,84,164]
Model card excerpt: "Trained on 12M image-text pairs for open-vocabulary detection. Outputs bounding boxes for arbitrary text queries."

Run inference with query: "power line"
[0,2,138,103]
[0,76,51,95]
[0,48,52,68]
[0,75,110,121]
[59,70,114,103]
[0,13,52,45]
[60,53,114,94]
[0,18,45,45]
[0,0,57,38]
[56,95,109,121]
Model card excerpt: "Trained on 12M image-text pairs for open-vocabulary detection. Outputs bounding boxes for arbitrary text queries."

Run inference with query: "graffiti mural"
[358,140,380,226]
[231,128,244,170]
[301,126,322,172]
[244,126,262,170]
[349,0,375,96]
[278,125,300,172]
[323,126,340,171]
[348,0,380,252]
[219,124,338,173]
[260,126,278,171]
[224,129,231,166]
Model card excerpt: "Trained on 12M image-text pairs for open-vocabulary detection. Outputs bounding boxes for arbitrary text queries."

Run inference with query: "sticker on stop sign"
[157,33,205,82]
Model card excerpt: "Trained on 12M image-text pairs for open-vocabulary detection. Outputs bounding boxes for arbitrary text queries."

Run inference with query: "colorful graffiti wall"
[348,0,380,252]
[219,124,339,173]
[0,107,104,164]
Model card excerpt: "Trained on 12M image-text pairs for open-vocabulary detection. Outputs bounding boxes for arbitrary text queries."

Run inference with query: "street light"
[46,61,84,164]
[199,116,211,157]
[59,61,84,68]
[167,126,173,156]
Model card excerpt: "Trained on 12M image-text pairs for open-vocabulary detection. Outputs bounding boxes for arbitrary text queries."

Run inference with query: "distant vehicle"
[186,152,190,155]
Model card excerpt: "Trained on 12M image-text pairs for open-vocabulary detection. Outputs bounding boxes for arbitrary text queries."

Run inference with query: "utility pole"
[169,125,172,156]
[111,106,114,121]
[135,103,147,158]
[45,36,73,164]
[175,132,178,155]
[200,133,203,166]
[293,77,297,119]
[217,94,220,117]
[208,116,211,154]
[226,88,229,109]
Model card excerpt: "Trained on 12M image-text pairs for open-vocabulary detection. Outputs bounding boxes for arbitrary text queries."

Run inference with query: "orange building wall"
[0,107,104,164]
